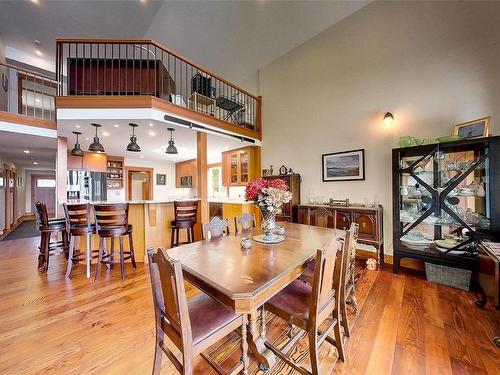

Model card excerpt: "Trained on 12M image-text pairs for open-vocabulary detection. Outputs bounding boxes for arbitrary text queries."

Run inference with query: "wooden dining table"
[166,222,342,370]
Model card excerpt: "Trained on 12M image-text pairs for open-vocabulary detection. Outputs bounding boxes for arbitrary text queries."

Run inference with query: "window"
[36,178,56,188]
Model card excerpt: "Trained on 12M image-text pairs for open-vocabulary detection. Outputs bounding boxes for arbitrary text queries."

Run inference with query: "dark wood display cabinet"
[68,58,176,99]
[392,136,500,281]
[262,175,301,223]
[298,204,384,266]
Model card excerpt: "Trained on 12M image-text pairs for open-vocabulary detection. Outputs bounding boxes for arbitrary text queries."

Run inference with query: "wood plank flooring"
[0,236,498,374]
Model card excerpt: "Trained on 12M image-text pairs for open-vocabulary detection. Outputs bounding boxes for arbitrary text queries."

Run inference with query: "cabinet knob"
[362,223,367,228]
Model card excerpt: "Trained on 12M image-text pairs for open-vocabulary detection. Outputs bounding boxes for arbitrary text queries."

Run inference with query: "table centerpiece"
[245,177,292,243]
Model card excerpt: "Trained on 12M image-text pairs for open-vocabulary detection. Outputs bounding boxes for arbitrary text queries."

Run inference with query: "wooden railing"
[0,62,58,121]
[56,39,261,132]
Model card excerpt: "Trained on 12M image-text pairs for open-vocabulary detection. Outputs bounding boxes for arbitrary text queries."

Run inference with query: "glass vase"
[260,205,277,241]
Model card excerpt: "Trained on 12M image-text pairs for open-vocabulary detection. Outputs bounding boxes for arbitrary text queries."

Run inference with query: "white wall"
[258,1,500,255]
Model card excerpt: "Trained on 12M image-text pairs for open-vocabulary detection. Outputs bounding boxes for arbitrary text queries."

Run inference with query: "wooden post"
[197,132,208,236]
[56,136,67,217]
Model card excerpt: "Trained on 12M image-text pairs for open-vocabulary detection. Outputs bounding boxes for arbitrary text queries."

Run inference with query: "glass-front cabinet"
[392,137,500,274]
[222,146,257,187]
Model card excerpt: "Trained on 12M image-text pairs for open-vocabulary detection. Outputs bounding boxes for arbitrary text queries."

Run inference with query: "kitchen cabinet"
[222,146,258,187]
[67,152,107,172]
[175,159,197,188]
[222,202,256,234]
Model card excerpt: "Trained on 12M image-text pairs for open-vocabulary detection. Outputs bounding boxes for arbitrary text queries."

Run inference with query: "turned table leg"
[247,308,276,371]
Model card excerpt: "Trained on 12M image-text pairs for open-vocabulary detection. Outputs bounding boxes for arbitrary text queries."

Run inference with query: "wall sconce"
[383,112,394,127]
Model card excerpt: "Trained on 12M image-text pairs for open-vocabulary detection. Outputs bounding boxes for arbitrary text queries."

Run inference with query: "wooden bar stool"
[34,201,69,273]
[170,200,199,247]
[94,203,136,280]
[63,203,100,279]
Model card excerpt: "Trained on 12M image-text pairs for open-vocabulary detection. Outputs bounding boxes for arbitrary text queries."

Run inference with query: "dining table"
[166,222,342,370]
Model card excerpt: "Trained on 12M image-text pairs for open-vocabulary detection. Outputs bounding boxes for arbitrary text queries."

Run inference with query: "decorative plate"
[436,135,463,143]
[253,234,285,244]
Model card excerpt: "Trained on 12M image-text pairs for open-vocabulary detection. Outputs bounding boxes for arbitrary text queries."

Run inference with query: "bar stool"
[34,201,69,273]
[170,200,199,247]
[94,203,136,280]
[63,203,100,279]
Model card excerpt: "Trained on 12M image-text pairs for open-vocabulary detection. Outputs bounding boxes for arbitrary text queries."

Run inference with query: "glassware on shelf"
[476,177,486,197]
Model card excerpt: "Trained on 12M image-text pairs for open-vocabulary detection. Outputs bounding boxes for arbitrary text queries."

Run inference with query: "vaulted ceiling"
[0,0,370,84]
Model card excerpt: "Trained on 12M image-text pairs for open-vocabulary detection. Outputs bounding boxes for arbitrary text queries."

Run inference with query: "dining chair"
[263,235,347,374]
[202,216,230,240]
[301,223,358,338]
[234,212,256,233]
[34,201,69,273]
[147,247,249,375]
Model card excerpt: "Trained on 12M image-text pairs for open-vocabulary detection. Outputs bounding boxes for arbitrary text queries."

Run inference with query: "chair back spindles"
[235,212,256,232]
[174,200,198,222]
[93,203,129,233]
[64,203,91,230]
[202,217,230,240]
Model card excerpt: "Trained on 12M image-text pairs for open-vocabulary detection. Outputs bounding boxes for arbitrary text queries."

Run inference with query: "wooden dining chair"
[301,224,357,338]
[264,236,346,374]
[147,247,249,375]
[202,217,230,240]
[234,212,256,233]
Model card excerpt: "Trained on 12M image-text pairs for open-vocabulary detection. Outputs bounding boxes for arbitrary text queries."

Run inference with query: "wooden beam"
[0,111,57,130]
[56,137,68,217]
[197,132,208,229]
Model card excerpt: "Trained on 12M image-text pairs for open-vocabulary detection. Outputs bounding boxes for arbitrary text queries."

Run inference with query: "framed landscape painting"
[453,116,490,139]
[322,149,365,182]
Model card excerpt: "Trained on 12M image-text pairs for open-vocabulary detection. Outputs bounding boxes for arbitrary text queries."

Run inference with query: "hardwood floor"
[0,236,498,374]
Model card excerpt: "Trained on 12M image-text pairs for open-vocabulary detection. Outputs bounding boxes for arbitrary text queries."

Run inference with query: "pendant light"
[88,123,105,153]
[70,131,84,157]
[165,127,178,154]
[126,123,141,152]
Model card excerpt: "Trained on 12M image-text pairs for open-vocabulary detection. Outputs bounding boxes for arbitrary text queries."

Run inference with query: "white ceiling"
[0,131,56,169]
[0,0,370,83]
[57,118,253,164]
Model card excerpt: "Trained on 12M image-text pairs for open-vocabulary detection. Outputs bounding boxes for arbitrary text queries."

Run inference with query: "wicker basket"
[425,263,471,291]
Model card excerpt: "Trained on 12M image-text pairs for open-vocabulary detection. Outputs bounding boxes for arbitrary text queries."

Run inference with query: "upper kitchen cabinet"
[222,146,258,187]
[175,159,197,188]
[67,152,107,172]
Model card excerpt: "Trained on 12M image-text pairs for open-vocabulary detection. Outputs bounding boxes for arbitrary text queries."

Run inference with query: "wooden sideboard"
[298,204,384,266]
[262,175,301,223]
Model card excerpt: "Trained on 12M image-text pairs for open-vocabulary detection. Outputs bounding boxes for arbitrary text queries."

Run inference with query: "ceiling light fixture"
[33,161,38,165]
[102,131,110,136]
[165,128,178,154]
[149,123,154,127]
[23,150,30,154]
[126,123,141,152]
[88,123,105,153]
[35,50,43,56]
[149,131,156,136]
[383,112,394,127]
[70,131,84,157]
[75,125,80,128]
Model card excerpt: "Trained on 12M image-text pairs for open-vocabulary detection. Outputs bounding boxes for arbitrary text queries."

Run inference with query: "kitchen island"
[65,199,200,262]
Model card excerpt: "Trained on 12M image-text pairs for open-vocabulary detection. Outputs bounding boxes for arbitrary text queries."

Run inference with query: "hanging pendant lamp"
[88,123,105,153]
[165,127,178,154]
[70,131,84,157]
[126,123,141,152]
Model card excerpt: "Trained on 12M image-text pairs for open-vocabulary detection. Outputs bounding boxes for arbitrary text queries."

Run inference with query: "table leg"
[247,308,276,370]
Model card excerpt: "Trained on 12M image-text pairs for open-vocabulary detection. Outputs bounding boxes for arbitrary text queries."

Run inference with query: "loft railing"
[0,62,57,121]
[56,39,261,132]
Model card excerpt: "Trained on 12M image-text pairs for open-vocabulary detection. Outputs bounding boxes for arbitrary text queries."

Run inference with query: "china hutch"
[392,136,500,276]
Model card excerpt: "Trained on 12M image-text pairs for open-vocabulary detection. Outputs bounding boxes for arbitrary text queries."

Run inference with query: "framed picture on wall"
[322,149,365,182]
[454,116,490,139]
[156,174,166,185]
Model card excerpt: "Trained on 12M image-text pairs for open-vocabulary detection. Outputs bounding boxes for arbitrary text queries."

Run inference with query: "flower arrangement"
[245,178,292,212]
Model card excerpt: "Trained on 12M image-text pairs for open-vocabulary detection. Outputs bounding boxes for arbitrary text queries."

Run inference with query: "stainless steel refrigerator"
[67,171,107,202]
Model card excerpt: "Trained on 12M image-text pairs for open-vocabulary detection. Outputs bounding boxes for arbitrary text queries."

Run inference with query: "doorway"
[31,174,56,215]
[125,167,153,201]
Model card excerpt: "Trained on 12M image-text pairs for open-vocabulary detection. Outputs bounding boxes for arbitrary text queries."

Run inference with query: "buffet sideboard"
[298,204,384,266]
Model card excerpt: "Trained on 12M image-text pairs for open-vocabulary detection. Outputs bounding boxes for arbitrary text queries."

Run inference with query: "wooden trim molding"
[56,95,262,141]
[124,166,154,201]
[0,111,57,130]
